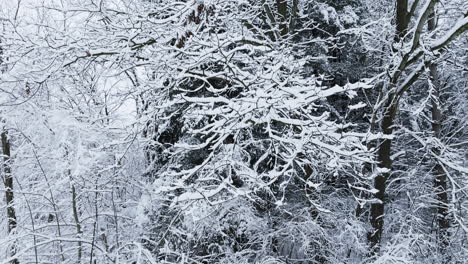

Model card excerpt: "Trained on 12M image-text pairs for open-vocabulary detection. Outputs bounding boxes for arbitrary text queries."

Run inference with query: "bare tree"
[1,126,18,264]
[368,0,467,255]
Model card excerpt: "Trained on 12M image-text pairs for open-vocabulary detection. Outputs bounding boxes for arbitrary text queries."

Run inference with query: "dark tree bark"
[2,129,19,264]
[367,0,465,256]
[395,0,409,42]
[368,100,397,254]
[368,0,411,254]
[276,0,288,36]
[288,0,298,34]
[71,183,83,262]
[428,12,451,260]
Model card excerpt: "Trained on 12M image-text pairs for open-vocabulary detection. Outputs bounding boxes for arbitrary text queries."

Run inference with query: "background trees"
[0,0,466,263]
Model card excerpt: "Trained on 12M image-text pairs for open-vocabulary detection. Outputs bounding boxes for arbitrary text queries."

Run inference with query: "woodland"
[0,0,467,263]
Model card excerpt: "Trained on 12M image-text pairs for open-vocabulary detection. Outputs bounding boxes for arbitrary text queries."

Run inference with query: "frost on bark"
[428,11,451,259]
[2,128,18,264]
[368,0,467,256]
[368,0,413,253]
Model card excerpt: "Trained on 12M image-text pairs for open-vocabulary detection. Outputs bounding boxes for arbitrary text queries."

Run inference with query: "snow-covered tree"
[0,0,466,263]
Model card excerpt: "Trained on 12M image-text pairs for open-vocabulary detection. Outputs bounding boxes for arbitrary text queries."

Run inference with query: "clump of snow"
[349,102,367,110]
[339,6,359,27]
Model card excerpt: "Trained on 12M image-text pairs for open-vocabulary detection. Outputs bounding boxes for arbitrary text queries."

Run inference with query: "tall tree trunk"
[368,101,397,254]
[276,0,288,36]
[428,12,450,260]
[368,0,410,254]
[288,0,298,34]
[71,183,83,262]
[367,0,457,256]
[2,129,19,264]
[395,0,409,42]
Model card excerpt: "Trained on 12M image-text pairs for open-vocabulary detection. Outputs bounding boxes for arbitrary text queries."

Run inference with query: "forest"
[0,0,467,263]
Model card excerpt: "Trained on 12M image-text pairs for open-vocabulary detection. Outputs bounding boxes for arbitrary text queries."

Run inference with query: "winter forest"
[0,0,467,263]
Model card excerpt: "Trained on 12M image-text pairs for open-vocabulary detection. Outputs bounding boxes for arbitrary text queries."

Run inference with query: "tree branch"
[430,16,468,51]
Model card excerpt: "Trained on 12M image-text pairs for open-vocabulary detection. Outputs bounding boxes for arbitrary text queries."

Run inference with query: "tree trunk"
[368,0,411,254]
[428,12,450,260]
[288,0,298,34]
[276,0,288,36]
[368,101,397,254]
[2,129,19,264]
[395,0,409,42]
[71,183,83,262]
